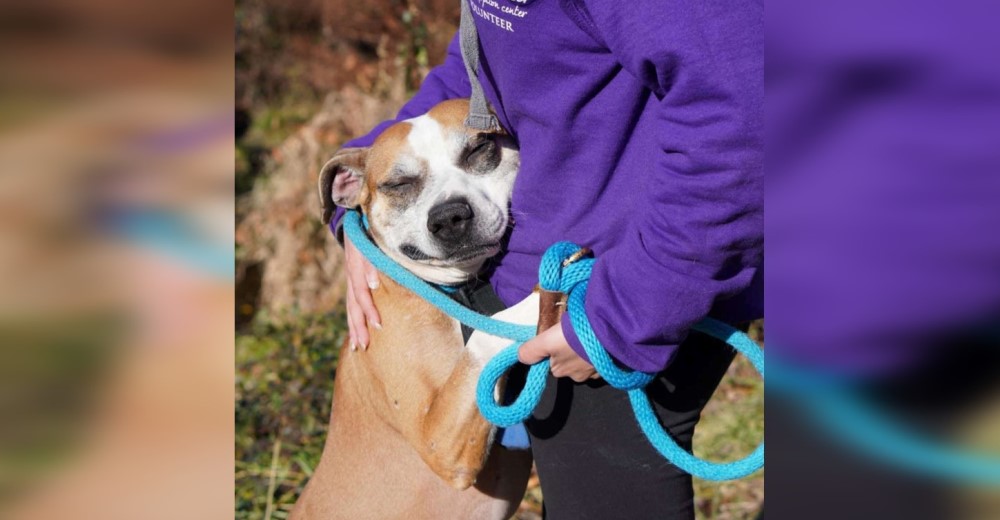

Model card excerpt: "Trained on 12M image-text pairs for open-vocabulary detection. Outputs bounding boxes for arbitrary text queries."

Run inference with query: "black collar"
[445,278,507,344]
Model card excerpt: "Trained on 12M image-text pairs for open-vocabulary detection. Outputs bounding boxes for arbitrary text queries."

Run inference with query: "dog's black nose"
[427,198,474,242]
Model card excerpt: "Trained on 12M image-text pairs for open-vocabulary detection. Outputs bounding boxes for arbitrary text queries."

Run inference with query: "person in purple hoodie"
[331,0,762,517]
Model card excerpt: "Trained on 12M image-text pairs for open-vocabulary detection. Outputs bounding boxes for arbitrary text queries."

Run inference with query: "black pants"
[523,330,737,520]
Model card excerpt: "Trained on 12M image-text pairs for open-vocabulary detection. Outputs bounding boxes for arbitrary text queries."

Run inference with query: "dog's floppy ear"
[318,147,368,224]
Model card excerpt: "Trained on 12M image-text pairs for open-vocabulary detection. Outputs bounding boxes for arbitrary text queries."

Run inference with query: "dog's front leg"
[416,292,540,489]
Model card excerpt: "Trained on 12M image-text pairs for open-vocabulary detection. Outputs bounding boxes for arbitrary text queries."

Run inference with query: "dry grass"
[692,353,765,520]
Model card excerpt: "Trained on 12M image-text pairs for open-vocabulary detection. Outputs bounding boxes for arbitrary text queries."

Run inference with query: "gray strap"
[459,0,501,132]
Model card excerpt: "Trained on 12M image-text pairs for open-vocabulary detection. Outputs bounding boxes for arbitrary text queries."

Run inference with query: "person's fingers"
[347,279,370,350]
[364,259,380,292]
[518,324,598,381]
[354,278,381,332]
[550,355,588,381]
[517,337,551,365]
[345,240,382,336]
[545,335,597,381]
[346,308,356,351]
[345,280,361,351]
[552,362,594,382]
[345,285,355,351]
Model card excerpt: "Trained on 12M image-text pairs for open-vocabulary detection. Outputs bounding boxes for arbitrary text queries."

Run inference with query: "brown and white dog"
[290,100,539,519]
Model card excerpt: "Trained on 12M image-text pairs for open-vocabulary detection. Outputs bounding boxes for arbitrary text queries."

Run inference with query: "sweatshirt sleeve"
[330,32,472,239]
[559,0,764,372]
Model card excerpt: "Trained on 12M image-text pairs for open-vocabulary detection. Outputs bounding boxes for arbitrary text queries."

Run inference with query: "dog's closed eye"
[461,134,500,173]
[378,176,421,193]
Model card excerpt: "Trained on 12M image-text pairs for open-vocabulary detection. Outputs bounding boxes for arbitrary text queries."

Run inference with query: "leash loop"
[476,344,551,427]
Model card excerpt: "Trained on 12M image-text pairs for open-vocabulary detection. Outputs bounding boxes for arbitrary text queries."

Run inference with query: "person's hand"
[518,324,599,382]
[344,234,382,351]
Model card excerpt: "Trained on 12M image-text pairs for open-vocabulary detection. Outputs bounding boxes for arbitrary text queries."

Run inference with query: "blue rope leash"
[343,210,764,481]
[769,364,1000,484]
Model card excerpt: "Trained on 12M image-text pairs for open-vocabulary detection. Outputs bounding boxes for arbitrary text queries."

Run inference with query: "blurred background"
[0,0,233,518]
[234,0,763,518]
[2,0,995,518]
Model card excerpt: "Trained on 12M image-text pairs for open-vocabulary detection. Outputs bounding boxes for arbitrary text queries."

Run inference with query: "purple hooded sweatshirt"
[333,0,763,373]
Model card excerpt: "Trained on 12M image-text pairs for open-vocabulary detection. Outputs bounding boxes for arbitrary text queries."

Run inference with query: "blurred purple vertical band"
[767,0,1000,515]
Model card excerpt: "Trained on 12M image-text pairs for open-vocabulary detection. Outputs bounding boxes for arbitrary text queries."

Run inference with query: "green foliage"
[235,311,347,519]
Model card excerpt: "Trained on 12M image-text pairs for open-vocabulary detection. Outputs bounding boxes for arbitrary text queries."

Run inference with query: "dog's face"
[319,99,519,285]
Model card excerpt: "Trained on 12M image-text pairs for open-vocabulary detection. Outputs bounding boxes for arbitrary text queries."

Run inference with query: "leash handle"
[539,243,657,390]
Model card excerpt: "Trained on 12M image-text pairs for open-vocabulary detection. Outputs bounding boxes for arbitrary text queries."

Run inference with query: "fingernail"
[361,340,368,351]
[367,275,379,290]
[373,321,383,330]
[350,342,357,351]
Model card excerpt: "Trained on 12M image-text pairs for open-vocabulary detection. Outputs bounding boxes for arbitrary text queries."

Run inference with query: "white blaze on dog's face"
[319,99,519,285]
